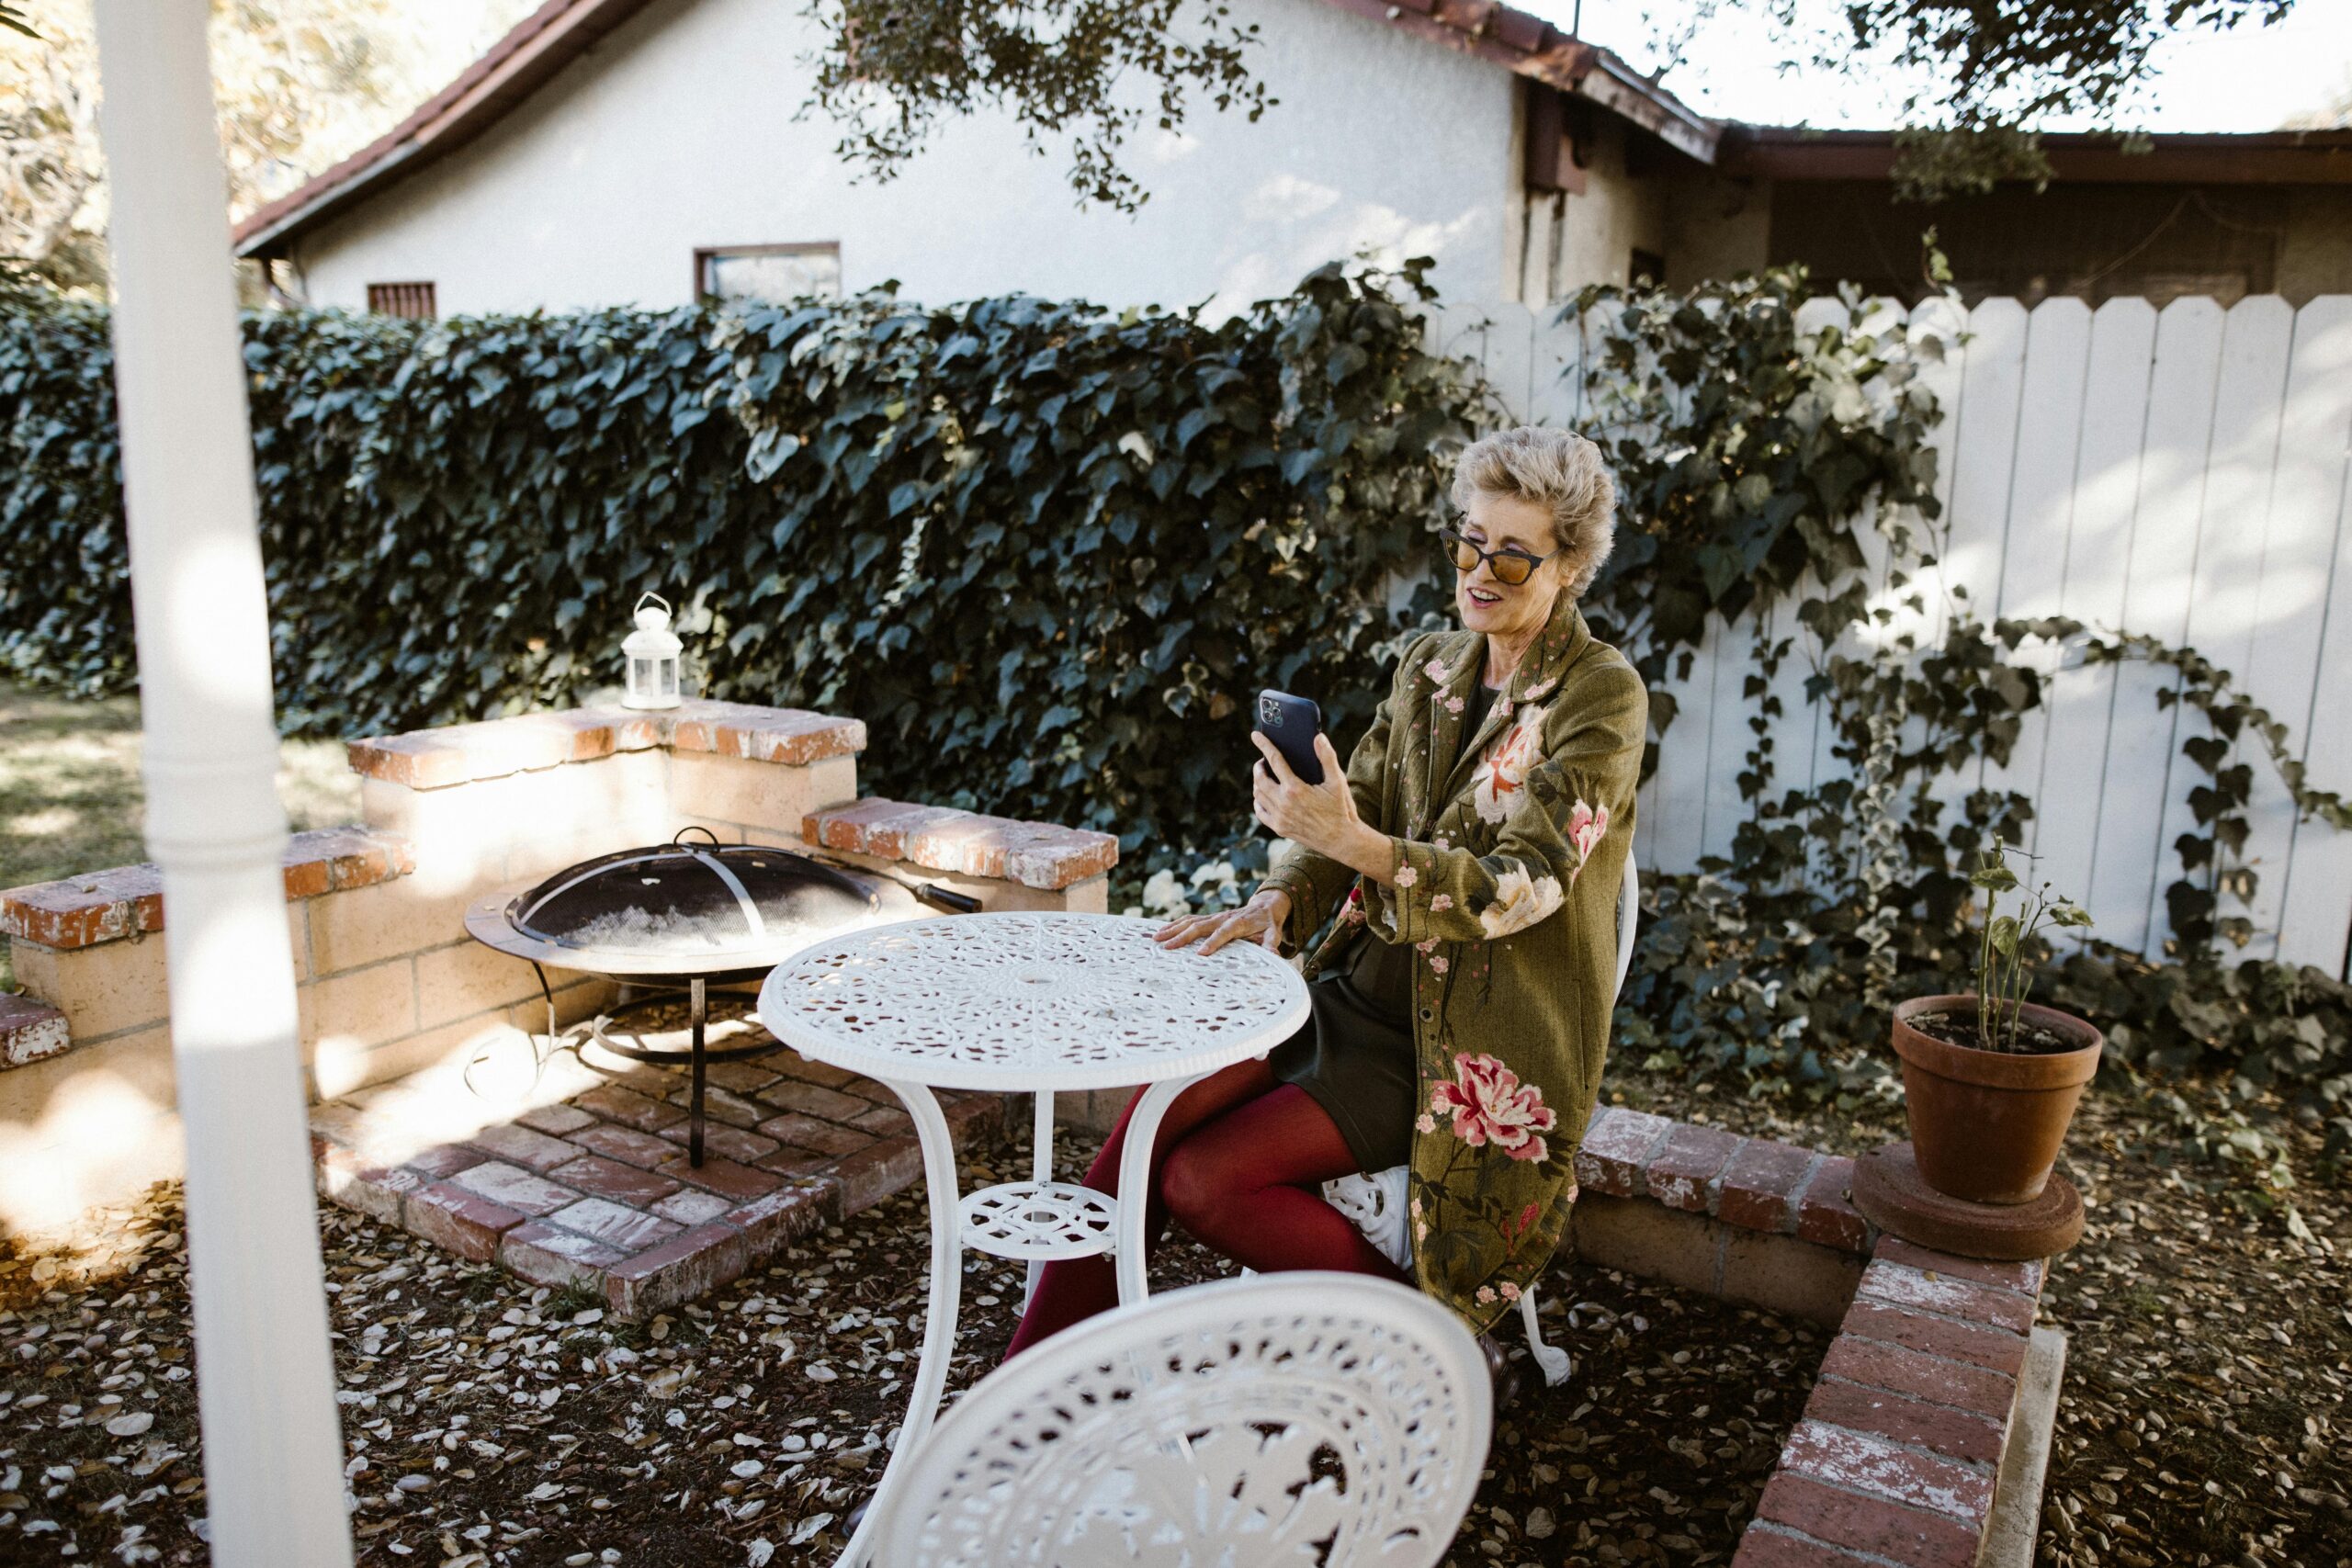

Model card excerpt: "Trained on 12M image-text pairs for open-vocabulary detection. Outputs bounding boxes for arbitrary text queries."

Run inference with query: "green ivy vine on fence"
[1558,272,2351,1179]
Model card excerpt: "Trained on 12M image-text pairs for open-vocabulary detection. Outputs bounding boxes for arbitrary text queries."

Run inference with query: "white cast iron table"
[754,910,1309,1568]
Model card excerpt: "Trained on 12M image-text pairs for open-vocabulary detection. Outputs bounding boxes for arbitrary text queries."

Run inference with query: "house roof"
[231,0,1719,260]
[1716,125,2352,185]
[1312,0,1717,162]
[234,0,667,260]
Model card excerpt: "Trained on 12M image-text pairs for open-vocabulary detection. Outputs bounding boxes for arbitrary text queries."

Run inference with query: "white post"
[90,5,356,1565]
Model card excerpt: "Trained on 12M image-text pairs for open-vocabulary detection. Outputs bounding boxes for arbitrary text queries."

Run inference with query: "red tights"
[1001,1057,1410,1360]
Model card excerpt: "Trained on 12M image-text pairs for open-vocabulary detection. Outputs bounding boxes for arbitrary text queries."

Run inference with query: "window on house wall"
[1629,248,1667,287]
[366,282,437,320]
[695,243,843,305]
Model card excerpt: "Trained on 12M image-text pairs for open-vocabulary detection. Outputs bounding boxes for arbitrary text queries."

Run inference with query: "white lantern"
[621,591,684,710]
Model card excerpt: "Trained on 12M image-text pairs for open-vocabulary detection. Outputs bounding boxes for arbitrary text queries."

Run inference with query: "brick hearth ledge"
[1564,1106,2059,1568]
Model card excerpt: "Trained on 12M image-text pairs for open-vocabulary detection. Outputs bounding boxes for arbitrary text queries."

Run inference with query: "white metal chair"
[1322,860,1640,1387]
[871,1272,1491,1567]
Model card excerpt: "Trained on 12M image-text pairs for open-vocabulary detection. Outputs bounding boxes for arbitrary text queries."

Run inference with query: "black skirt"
[1268,673,1498,1173]
[1267,927,1418,1174]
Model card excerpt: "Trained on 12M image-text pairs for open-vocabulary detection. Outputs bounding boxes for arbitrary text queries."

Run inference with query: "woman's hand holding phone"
[1250,731,1396,888]
[1250,731,1358,854]
[1157,887,1290,954]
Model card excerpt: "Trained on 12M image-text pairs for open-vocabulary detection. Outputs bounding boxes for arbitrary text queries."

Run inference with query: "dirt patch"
[1606,1066,2352,1568]
[0,1134,1819,1566]
[1904,1008,2083,1055]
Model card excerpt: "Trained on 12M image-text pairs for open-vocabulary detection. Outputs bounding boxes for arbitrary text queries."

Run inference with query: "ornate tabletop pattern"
[756,912,1309,1090]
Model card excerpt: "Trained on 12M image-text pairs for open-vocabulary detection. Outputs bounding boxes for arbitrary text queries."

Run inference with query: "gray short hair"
[1448,426,1617,599]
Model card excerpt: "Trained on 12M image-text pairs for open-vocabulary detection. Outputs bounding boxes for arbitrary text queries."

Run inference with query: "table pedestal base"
[959,1180,1118,1259]
[831,1072,1206,1568]
[834,1077,962,1568]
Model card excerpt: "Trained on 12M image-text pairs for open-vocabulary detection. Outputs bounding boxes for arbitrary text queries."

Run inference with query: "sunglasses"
[1439,525,1555,588]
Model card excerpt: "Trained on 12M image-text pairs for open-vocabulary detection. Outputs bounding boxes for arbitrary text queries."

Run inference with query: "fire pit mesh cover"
[509,834,879,959]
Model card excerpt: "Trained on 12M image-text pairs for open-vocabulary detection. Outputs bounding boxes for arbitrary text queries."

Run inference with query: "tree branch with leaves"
[797,0,1273,213]
[1656,0,2298,197]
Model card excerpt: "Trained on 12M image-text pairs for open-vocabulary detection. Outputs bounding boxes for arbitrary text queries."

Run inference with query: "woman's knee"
[1157,1138,1231,1234]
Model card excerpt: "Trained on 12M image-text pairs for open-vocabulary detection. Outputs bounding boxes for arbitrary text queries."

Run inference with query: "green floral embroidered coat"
[1257,593,1647,1335]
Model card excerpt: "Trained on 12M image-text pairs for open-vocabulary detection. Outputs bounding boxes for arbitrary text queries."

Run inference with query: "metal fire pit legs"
[465,840,939,1164]
[529,964,782,1167]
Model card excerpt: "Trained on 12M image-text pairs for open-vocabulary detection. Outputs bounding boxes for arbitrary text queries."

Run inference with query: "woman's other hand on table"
[1156,889,1289,955]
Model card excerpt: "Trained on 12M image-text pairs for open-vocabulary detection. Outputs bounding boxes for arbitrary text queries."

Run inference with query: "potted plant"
[1891,844,2102,1204]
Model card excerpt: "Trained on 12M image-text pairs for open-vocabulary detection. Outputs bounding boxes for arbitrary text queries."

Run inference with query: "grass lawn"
[0,682,360,989]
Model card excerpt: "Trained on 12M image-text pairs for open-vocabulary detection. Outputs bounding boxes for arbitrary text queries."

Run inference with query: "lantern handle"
[634,590,673,619]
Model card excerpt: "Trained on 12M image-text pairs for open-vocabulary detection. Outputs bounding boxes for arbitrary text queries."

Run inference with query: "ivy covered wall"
[0,263,1471,867]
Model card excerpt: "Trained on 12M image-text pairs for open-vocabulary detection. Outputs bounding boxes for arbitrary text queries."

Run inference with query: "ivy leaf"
[1695,543,1745,604]
[2183,735,2231,774]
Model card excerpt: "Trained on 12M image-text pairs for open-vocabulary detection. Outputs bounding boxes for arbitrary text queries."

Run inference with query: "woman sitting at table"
[1003,425,1648,1383]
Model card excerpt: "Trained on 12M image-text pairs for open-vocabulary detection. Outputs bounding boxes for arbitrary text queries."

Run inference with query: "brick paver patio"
[308,1008,1004,1318]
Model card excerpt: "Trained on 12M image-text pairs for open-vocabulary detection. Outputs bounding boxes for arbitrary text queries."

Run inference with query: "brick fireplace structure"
[0,701,1112,1247]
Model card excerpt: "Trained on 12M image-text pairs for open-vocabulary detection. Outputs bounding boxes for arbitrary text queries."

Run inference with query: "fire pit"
[464,828,975,1162]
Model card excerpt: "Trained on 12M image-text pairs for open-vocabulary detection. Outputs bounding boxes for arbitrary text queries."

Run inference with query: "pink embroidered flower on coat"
[1445,694,1464,715]
[1422,657,1449,683]
[1416,1112,1436,1134]
[1476,1285,1497,1305]
[1521,675,1558,701]
[1470,704,1548,824]
[1429,893,1453,912]
[1394,864,1418,888]
[1499,1281,1521,1303]
[1566,799,1610,882]
[1429,954,1449,975]
[1427,1053,1557,1163]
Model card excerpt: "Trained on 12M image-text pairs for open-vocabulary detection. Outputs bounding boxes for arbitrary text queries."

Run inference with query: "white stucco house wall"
[235,0,2352,320]
[232,0,1722,320]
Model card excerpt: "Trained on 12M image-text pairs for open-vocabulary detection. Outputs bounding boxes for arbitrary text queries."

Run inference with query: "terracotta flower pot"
[1891,994,2102,1204]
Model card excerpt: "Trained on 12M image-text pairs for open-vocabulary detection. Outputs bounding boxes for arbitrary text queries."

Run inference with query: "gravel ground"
[0,1125,1816,1568]
[1606,1069,2352,1568]
[0,1066,2337,1567]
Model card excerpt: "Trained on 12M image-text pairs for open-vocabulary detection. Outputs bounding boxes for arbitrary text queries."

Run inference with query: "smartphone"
[1254,690,1326,785]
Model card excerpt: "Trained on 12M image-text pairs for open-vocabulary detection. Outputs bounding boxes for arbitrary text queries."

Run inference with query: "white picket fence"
[1420,293,2352,976]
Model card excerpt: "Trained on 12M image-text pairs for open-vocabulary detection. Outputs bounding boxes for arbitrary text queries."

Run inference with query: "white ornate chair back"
[872,1272,1491,1567]
[1321,858,1640,1383]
